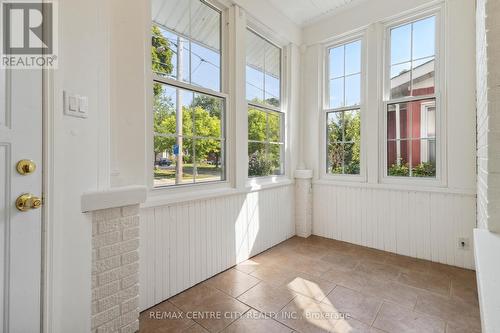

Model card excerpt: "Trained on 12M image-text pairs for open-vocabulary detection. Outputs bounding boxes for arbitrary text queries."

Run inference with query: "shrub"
[388,159,436,177]
[412,162,436,177]
[248,151,274,177]
[388,159,410,177]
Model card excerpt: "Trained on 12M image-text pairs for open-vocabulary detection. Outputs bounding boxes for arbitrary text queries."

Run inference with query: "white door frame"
[41,67,53,333]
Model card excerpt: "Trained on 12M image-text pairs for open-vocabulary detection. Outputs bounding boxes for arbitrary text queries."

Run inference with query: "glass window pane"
[246,30,265,103]
[248,105,284,178]
[191,93,223,138]
[327,143,344,174]
[154,134,176,184]
[268,112,282,143]
[190,0,221,50]
[390,62,411,99]
[344,143,360,175]
[191,42,221,92]
[327,109,361,176]
[154,84,195,136]
[246,29,281,107]
[424,103,436,138]
[330,78,344,109]
[248,108,267,141]
[180,137,195,185]
[268,143,283,175]
[344,110,360,143]
[329,46,344,78]
[248,142,270,177]
[387,107,396,140]
[246,66,264,103]
[391,23,412,65]
[387,103,410,140]
[411,57,435,97]
[387,16,437,180]
[193,139,223,183]
[154,136,177,187]
[388,99,435,140]
[153,83,226,187]
[152,26,178,78]
[153,83,224,138]
[265,44,281,107]
[345,40,361,75]
[411,139,436,178]
[265,74,280,107]
[345,74,361,107]
[387,103,411,140]
[387,140,410,177]
[154,137,195,187]
[152,0,222,92]
[412,16,435,59]
[327,112,344,143]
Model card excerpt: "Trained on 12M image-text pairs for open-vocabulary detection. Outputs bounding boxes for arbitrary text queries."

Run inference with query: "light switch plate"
[69,95,78,111]
[64,91,88,118]
[78,96,88,114]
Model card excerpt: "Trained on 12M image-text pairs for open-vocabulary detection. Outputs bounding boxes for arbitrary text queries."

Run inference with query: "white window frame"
[245,26,287,181]
[148,0,232,192]
[381,6,446,187]
[321,31,367,182]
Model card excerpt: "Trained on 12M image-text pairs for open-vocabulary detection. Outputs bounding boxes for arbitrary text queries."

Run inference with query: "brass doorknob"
[16,160,36,175]
[15,194,42,212]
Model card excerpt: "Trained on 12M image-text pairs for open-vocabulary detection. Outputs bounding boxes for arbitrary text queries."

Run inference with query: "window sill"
[321,174,366,183]
[246,176,293,192]
[313,179,476,196]
[143,184,239,208]
[142,177,294,208]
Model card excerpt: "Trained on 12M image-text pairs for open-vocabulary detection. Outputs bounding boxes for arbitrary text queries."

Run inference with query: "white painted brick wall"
[477,0,489,230]
[91,205,140,333]
[295,178,313,237]
[477,0,500,233]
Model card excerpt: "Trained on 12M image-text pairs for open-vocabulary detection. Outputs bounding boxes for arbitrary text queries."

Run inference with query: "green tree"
[192,95,222,118]
[154,103,222,165]
[153,90,175,161]
[248,108,282,176]
[327,111,360,174]
[248,108,267,141]
[152,25,175,162]
[152,25,173,96]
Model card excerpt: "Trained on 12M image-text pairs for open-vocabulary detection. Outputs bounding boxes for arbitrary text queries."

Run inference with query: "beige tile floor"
[140,236,481,333]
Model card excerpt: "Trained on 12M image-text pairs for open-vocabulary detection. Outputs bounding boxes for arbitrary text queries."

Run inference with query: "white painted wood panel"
[139,185,295,310]
[313,184,476,269]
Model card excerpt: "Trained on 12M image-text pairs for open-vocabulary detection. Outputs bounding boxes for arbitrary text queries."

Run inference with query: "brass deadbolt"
[16,160,36,175]
[15,194,42,212]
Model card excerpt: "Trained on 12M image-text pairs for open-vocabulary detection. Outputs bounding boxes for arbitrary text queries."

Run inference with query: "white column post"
[294,169,313,238]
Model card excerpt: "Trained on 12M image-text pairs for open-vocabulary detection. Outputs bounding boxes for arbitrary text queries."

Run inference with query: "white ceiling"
[267,0,359,27]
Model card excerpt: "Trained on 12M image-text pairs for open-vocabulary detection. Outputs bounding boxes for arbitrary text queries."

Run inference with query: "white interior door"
[0,67,43,330]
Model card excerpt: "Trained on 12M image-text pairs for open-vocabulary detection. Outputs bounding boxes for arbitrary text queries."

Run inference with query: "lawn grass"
[154,163,221,180]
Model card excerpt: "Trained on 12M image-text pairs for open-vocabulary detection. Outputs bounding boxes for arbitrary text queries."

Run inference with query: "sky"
[327,16,435,109]
[156,13,434,111]
[157,26,280,107]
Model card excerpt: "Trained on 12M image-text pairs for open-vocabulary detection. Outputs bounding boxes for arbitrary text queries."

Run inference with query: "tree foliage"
[154,100,222,164]
[152,25,174,97]
[248,108,282,176]
[388,160,436,177]
[327,111,361,174]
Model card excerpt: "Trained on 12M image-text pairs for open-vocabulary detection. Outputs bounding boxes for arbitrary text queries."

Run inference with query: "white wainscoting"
[139,185,295,310]
[313,184,476,270]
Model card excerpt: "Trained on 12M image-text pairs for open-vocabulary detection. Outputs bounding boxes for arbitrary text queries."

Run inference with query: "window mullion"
[410,22,414,97]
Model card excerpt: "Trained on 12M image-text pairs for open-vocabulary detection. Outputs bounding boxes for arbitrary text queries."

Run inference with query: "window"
[246,29,284,177]
[386,16,437,178]
[326,40,362,175]
[151,0,226,187]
